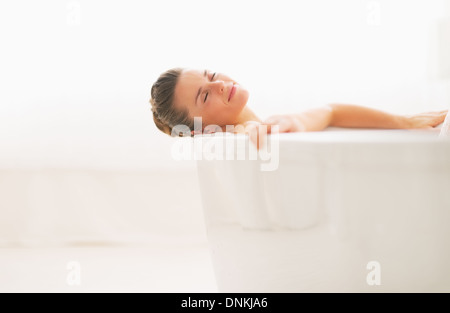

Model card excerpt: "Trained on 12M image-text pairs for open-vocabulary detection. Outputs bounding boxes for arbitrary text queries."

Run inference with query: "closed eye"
[204,72,217,103]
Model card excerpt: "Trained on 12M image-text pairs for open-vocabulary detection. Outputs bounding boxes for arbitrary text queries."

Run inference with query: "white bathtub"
[195,128,450,292]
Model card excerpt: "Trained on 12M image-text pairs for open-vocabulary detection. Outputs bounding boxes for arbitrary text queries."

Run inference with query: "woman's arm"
[328,103,405,129]
[248,104,447,148]
[265,104,447,132]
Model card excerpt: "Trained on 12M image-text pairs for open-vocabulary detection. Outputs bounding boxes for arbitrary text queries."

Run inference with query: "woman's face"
[173,69,249,127]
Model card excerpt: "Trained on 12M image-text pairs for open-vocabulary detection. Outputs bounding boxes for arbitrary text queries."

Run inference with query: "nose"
[209,80,225,94]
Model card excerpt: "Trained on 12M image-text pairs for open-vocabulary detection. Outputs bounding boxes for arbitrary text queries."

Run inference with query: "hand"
[246,115,305,149]
[402,110,448,129]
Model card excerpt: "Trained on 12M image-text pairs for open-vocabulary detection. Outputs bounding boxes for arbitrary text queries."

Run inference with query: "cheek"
[202,101,222,121]
[203,91,247,125]
[203,105,229,125]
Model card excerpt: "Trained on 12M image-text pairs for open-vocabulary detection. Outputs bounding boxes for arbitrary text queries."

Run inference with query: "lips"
[228,84,236,102]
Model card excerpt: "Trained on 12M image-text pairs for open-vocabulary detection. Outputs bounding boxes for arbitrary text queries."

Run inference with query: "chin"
[237,88,249,108]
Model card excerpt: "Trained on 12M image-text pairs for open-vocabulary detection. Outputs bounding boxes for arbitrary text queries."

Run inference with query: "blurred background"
[0,0,449,292]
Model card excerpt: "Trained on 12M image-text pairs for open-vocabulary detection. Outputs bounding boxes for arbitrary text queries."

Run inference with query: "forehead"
[174,69,204,109]
[181,68,204,80]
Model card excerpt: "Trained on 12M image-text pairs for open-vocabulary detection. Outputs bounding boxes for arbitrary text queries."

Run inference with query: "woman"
[150,67,448,147]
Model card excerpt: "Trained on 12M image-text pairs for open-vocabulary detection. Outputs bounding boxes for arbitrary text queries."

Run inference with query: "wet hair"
[149,68,194,137]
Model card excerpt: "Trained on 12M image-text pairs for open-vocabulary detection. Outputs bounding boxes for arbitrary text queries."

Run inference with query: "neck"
[220,106,261,133]
[235,106,261,124]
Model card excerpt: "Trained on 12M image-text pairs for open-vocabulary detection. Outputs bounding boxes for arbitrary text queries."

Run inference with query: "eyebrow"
[195,70,208,105]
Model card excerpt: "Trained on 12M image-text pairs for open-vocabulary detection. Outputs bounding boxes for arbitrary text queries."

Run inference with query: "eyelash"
[204,72,216,103]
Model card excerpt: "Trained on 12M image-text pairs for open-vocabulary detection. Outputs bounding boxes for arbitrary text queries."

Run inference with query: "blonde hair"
[150,68,194,136]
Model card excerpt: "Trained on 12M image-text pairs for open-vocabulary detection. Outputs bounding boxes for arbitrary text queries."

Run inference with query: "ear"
[191,129,204,136]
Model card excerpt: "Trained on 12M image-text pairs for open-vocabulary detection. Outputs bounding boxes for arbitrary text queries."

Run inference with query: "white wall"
[0,0,448,245]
